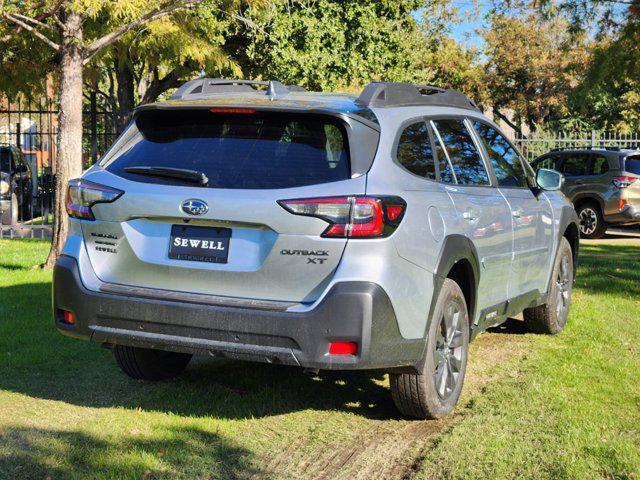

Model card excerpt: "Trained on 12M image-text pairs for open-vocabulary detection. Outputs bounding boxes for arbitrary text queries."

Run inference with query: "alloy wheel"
[579,207,598,236]
[433,298,465,400]
[555,253,571,323]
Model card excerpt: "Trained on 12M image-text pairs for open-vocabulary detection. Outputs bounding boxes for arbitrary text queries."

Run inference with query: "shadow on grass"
[0,280,398,422]
[487,318,529,335]
[0,424,261,480]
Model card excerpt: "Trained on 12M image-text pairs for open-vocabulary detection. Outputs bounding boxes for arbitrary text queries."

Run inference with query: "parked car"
[0,145,33,225]
[531,147,640,239]
[52,80,579,419]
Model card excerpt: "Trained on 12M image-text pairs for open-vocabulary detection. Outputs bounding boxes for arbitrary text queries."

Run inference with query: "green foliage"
[482,11,591,128]
[229,0,475,92]
[567,19,640,132]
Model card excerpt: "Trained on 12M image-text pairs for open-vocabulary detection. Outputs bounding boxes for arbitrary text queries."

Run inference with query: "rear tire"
[576,202,606,239]
[523,237,574,334]
[390,278,470,419]
[113,345,192,381]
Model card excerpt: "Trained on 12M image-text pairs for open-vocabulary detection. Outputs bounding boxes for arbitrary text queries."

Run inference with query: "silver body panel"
[64,92,570,344]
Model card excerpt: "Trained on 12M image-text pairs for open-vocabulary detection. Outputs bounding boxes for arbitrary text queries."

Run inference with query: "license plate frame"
[169,225,231,264]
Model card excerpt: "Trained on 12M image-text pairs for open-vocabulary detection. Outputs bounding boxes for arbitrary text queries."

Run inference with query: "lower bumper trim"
[53,255,424,371]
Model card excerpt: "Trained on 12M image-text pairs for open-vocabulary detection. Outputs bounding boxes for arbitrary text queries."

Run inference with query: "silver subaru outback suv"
[53,79,579,419]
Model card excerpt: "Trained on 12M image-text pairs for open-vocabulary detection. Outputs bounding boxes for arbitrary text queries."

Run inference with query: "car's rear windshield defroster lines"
[104,109,351,189]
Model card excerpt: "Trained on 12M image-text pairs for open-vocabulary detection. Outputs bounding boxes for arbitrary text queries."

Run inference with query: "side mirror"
[536,168,563,191]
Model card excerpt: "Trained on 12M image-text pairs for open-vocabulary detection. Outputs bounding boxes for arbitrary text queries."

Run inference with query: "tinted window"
[104,110,350,189]
[562,154,590,176]
[432,119,489,185]
[590,156,609,175]
[472,121,528,188]
[0,149,13,173]
[625,156,640,175]
[396,121,436,179]
[535,155,560,171]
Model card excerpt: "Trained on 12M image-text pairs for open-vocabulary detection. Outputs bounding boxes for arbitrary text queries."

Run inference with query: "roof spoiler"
[169,78,307,101]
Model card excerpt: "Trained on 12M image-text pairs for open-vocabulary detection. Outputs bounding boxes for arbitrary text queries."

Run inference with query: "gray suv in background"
[53,79,579,419]
[532,147,640,238]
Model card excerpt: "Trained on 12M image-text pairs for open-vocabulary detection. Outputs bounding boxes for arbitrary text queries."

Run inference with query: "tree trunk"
[114,47,136,132]
[44,10,84,269]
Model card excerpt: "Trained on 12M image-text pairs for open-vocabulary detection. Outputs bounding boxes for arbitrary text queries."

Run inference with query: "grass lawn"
[0,238,638,479]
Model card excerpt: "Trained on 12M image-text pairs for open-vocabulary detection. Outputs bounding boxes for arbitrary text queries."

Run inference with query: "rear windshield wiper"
[123,166,209,186]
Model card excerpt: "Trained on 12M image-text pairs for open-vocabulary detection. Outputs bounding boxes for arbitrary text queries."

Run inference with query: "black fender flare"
[414,235,480,370]
[545,205,580,294]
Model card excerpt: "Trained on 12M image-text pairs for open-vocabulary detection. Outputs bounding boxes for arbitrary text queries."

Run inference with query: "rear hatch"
[622,154,640,206]
[79,107,374,304]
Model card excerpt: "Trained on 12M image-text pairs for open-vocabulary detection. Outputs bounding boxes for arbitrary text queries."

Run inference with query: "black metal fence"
[0,94,119,238]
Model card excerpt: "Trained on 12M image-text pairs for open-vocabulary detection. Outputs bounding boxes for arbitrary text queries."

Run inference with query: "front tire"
[113,345,192,381]
[523,237,574,334]
[390,278,470,419]
[576,202,606,239]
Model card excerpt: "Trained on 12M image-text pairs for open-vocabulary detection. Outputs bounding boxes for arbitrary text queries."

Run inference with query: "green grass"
[0,239,638,479]
[416,242,640,480]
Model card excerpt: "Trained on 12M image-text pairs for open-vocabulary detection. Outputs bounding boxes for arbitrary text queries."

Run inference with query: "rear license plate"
[169,225,231,263]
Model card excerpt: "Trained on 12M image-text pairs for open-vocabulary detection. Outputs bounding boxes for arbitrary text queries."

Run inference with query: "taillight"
[66,179,123,220]
[278,196,406,238]
[612,176,638,189]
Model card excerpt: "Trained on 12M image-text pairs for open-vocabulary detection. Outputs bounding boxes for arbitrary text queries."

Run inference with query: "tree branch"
[83,0,205,64]
[493,108,525,138]
[2,12,60,50]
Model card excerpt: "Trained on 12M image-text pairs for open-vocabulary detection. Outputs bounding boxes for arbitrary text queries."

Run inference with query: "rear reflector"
[61,310,76,325]
[278,195,406,238]
[329,341,358,355]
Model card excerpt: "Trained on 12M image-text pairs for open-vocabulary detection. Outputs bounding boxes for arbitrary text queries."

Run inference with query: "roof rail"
[169,78,307,101]
[550,146,622,152]
[355,82,480,111]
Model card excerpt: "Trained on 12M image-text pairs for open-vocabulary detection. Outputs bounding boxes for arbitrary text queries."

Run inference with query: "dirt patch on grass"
[257,319,532,480]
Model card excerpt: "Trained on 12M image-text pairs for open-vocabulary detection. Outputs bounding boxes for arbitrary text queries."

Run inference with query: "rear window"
[103,109,351,189]
[625,155,640,175]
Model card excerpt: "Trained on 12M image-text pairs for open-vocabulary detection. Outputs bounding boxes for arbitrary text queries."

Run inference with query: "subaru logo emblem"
[181,199,208,216]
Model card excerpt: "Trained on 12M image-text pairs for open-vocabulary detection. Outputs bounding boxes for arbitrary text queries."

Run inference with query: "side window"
[472,121,529,188]
[0,149,11,174]
[535,155,560,171]
[561,154,590,177]
[590,155,609,176]
[431,119,490,185]
[395,121,436,180]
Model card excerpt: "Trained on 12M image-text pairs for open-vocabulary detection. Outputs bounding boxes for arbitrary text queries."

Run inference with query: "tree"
[87,4,240,132]
[225,0,474,92]
[0,0,248,268]
[482,11,591,130]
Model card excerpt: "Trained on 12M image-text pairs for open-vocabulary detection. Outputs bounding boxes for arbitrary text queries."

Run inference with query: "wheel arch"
[430,235,480,333]
[572,194,604,213]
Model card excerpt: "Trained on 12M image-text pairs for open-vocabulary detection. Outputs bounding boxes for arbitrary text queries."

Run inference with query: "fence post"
[591,130,596,148]
[91,91,98,164]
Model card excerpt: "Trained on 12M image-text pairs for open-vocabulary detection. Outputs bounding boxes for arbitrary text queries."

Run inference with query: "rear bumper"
[620,204,640,221]
[53,255,423,371]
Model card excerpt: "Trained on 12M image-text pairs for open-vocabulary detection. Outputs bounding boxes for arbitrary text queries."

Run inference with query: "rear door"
[81,108,371,303]
[429,118,513,310]
[559,152,591,200]
[471,121,554,298]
